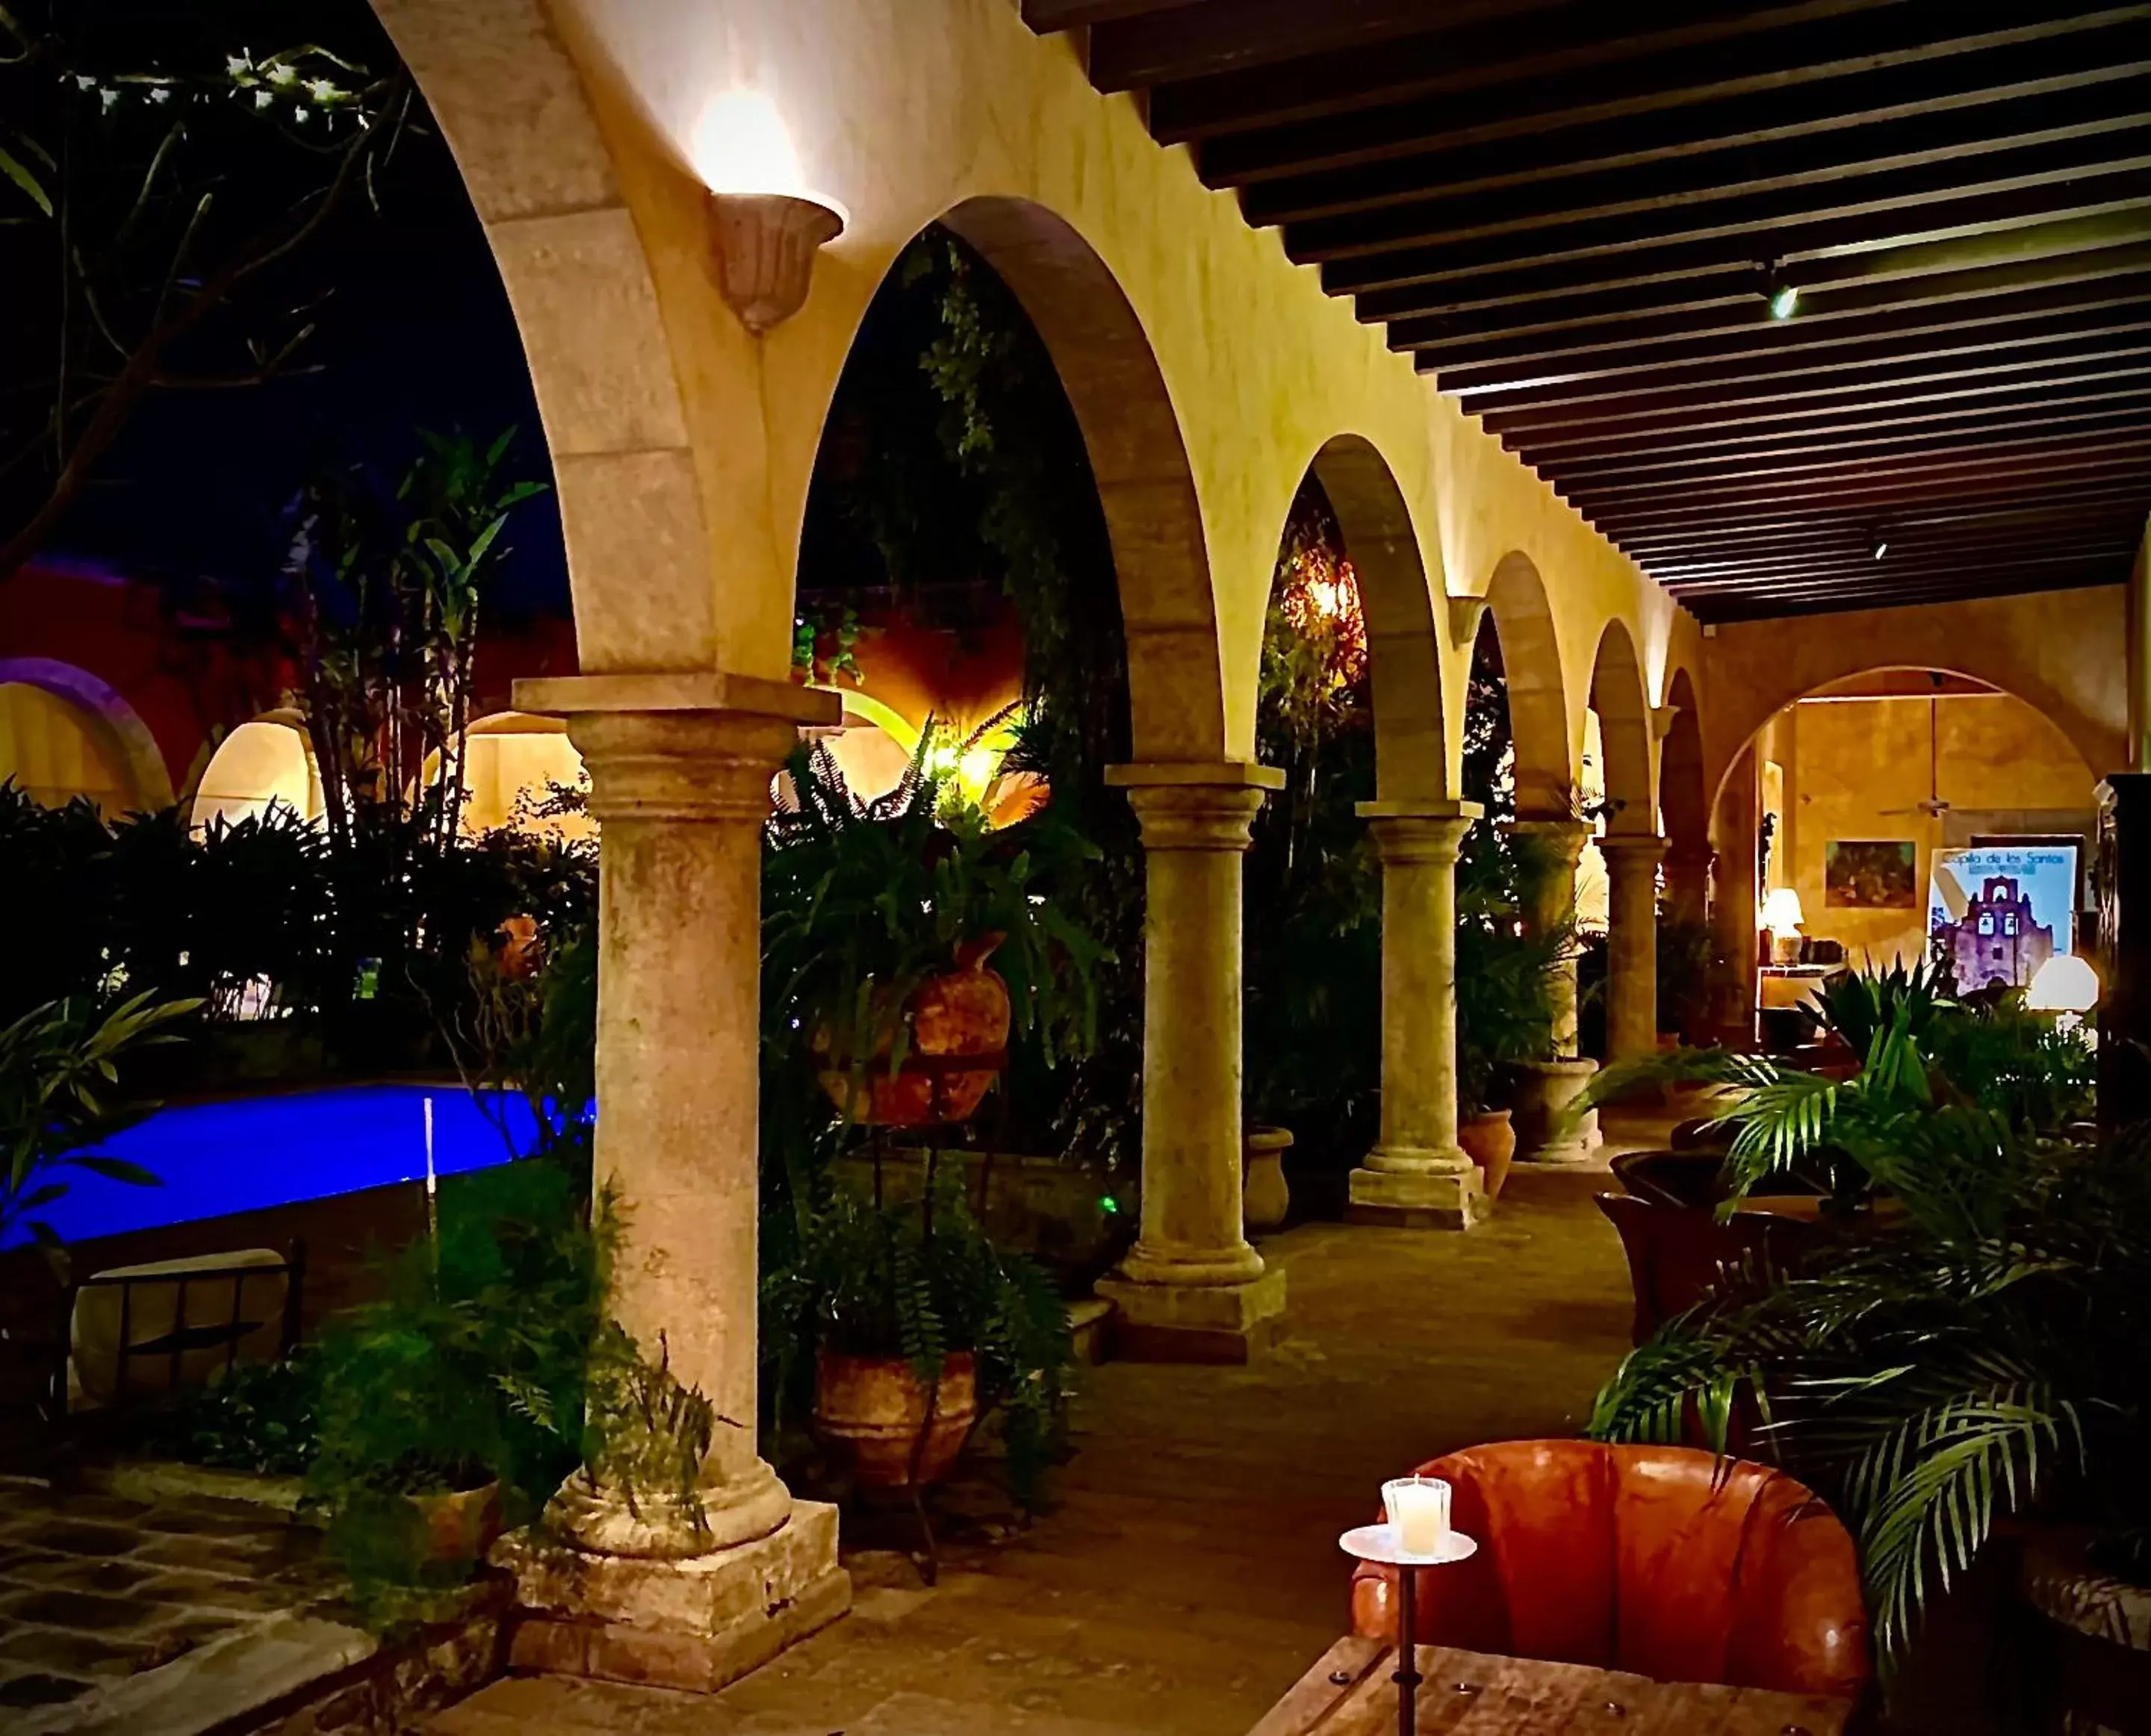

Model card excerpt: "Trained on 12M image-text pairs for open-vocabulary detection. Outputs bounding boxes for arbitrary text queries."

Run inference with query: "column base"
[497,1503,851,1695]
[1512,1057,1604,1163]
[1345,1157,1488,1230]
[1096,1266,1287,1364]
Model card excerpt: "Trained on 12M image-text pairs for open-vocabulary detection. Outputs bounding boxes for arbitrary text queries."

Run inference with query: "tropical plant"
[1579,959,2096,1209]
[1590,1124,2151,1659]
[1453,823,1571,1113]
[763,1177,1073,1509]
[0,992,199,1248]
[763,737,1105,1089]
[0,1,417,582]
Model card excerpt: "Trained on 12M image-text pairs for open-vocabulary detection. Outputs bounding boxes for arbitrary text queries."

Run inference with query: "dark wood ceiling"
[1023,0,2151,621]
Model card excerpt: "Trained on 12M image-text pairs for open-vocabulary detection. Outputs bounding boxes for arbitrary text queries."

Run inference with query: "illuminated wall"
[191,718,323,832]
[0,682,137,814]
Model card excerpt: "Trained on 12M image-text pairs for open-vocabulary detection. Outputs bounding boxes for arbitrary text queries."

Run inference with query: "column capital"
[1505,815,1595,867]
[1598,831,1670,869]
[1108,761,1282,853]
[1356,800,1483,868]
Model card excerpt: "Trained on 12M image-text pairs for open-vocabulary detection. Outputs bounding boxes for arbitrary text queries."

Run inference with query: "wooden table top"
[1248,1637,1854,1736]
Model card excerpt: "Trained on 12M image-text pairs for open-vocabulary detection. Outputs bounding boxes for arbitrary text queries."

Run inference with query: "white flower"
[254,88,273,108]
[291,106,309,123]
[267,62,297,87]
[226,55,248,77]
[99,87,119,111]
[305,78,337,103]
[149,85,170,103]
[75,74,95,90]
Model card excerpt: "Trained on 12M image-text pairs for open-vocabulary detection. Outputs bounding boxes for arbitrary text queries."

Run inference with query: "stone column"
[1347,802,1487,1229]
[1508,818,1595,1055]
[1097,762,1285,1363]
[1601,833,1669,1065]
[1665,839,1715,931]
[500,675,848,1693]
[1506,817,1600,1161]
[1713,745,1762,1046]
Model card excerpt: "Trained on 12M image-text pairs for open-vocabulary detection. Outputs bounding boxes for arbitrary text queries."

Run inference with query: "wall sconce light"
[691,90,846,335]
[707,191,844,334]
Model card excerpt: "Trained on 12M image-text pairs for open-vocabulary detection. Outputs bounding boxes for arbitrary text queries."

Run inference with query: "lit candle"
[1383,1476,1450,1555]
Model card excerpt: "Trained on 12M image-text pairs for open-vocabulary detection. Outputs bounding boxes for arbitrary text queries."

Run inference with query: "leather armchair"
[1350,1440,1871,1700]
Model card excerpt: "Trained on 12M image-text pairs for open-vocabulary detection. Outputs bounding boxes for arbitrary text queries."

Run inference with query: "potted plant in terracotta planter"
[764,740,1105,1130]
[1451,839,1568,1198]
[770,1182,1072,1511]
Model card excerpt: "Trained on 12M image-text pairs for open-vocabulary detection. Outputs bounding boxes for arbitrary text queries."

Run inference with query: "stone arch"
[1660,665,1709,856]
[367,1,713,674]
[1306,433,1445,802]
[188,712,323,832]
[925,196,1226,765]
[1586,619,1654,836]
[1707,661,2101,818]
[0,657,173,813]
[1481,552,1572,818]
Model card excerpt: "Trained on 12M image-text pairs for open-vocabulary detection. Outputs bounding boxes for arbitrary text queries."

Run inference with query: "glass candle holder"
[1382,1475,1451,1555]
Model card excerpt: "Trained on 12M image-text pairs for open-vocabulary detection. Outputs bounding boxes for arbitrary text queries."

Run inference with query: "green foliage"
[1582,959,2099,1213]
[763,739,1105,1088]
[0,991,199,1248]
[764,1176,1073,1509]
[1453,824,1571,1112]
[1590,1130,2151,1660]
[163,1354,322,1476]
[569,1322,718,1539]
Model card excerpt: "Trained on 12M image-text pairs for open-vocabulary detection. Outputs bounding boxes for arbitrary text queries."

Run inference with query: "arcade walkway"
[429,1162,1633,1736]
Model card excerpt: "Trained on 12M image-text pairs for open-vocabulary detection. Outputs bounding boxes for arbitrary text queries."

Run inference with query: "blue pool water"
[14,1085,538,1248]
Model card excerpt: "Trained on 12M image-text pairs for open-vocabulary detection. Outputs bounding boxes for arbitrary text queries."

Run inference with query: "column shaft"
[1098,764,1285,1361]
[562,708,798,1552]
[1508,818,1594,1057]
[1347,803,1487,1231]
[1601,833,1669,1065]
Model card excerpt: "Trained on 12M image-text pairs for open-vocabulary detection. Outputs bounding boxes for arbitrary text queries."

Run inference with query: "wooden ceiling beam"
[1239,48,2151,225]
[1323,167,2151,295]
[1515,370,2151,463]
[1477,344,2151,438]
[1153,0,2023,146]
[1022,0,1202,29]
[1672,550,2130,600]
[1616,492,2151,555]
[1391,243,2151,363]
[1436,302,2151,400]
[1542,398,2151,485]
[1645,527,2138,582]
[1086,0,1559,94]
[1356,205,2151,323]
[1289,122,2151,266]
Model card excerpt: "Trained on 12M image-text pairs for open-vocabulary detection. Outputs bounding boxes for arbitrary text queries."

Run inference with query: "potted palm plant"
[1451,833,1568,1198]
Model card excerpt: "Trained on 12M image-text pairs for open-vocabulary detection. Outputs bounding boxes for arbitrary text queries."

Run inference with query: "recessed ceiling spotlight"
[1759,258,1800,320]
[1871,535,1890,560]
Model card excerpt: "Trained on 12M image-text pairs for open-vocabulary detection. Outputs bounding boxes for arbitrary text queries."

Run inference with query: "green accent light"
[1099,1195,1120,1215]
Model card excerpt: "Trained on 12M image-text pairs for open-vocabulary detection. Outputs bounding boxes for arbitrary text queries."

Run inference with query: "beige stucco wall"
[1776,692,2095,968]
[1700,586,2128,815]
[370,0,1695,803]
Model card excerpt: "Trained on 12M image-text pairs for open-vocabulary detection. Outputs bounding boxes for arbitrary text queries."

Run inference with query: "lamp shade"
[2026,952,2099,1014]
[1760,886,1806,932]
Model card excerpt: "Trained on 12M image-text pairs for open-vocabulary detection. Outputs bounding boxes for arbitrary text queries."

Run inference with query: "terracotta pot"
[1242,1126,1293,1231]
[816,936,1011,1127]
[814,1349,978,1489]
[2022,1525,2151,1734]
[408,1479,503,1564]
[1457,1110,1516,1199]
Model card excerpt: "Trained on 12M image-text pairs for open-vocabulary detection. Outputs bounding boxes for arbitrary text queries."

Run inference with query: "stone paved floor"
[430,1149,1636,1736]
[0,1476,342,1720]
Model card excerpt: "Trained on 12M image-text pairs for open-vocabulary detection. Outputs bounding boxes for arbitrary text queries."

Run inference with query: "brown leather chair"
[1351,1440,1871,1702]
[1595,1191,1815,1344]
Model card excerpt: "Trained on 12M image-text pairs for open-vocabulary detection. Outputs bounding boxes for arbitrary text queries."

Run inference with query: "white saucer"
[1338,1522,1480,1568]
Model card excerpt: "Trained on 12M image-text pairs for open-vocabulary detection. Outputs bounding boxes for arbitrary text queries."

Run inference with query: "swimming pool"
[16,1085,539,1248]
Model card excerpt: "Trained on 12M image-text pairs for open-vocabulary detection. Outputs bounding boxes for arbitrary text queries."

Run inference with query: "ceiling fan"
[1877,677,1950,819]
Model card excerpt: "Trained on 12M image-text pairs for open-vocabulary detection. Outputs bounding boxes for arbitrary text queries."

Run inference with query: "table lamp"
[1760,886,1806,965]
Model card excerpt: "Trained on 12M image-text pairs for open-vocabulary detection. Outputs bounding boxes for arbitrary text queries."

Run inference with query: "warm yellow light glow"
[1760,886,1806,933]
[689,90,846,220]
[2026,952,2099,1014]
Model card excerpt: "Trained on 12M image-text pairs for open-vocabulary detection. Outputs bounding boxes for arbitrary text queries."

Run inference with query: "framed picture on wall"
[1928,844,2078,992]
[1825,839,1919,909]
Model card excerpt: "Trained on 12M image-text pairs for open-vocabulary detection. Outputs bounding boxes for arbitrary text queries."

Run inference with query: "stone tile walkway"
[430,1153,1635,1736]
[0,1475,347,1726]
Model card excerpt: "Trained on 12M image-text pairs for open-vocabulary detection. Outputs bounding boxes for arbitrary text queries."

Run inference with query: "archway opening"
[0,680,143,815]
[1728,666,2099,1024]
[192,715,323,833]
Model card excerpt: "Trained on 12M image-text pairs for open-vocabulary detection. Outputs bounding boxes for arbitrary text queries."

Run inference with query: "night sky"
[38,58,568,617]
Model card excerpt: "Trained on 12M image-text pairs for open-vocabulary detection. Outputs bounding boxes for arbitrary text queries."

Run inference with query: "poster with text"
[1928,844,2077,992]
